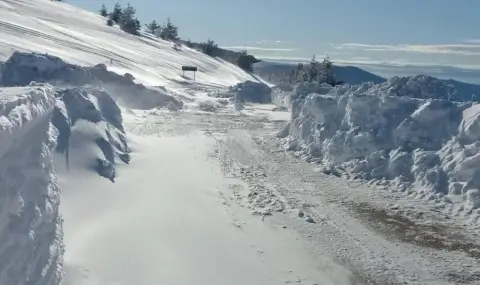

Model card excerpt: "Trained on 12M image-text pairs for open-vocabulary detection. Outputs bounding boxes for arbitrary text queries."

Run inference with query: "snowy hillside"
[279,75,480,222]
[0,0,257,89]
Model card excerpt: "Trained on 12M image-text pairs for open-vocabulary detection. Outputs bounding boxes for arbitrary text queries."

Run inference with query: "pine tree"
[236,50,254,72]
[319,56,333,84]
[145,20,161,35]
[119,3,141,35]
[160,18,179,41]
[111,2,122,23]
[100,4,108,17]
[307,55,319,82]
[201,39,218,56]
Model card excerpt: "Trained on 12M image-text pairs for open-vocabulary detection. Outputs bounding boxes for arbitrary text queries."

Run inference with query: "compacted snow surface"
[59,133,354,285]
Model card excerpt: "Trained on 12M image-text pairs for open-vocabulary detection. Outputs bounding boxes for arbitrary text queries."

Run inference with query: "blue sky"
[69,0,480,82]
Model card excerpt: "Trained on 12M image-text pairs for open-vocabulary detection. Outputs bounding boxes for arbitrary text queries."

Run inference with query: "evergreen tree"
[307,55,319,82]
[145,20,161,35]
[111,2,122,23]
[281,55,338,85]
[100,4,108,17]
[119,3,141,35]
[319,56,333,84]
[236,50,254,72]
[200,39,218,56]
[160,18,179,41]
[185,38,193,48]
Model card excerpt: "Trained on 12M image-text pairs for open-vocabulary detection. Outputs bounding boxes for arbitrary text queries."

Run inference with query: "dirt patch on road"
[349,201,480,259]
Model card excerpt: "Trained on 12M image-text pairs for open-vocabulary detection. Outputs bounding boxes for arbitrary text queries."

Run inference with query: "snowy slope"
[0,0,257,90]
[0,86,63,285]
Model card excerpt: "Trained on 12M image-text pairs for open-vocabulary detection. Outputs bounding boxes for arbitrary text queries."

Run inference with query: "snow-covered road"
[3,1,478,284]
[59,130,356,285]
[58,106,476,285]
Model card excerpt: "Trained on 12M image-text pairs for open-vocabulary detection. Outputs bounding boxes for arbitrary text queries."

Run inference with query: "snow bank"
[0,83,128,284]
[271,74,464,110]
[271,82,351,111]
[0,86,63,285]
[282,75,480,213]
[231,80,272,104]
[208,80,272,105]
[271,84,293,110]
[2,52,183,110]
[206,80,272,110]
[51,87,130,182]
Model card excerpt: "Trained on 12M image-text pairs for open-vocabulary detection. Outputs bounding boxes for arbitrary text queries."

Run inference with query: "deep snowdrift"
[230,80,272,104]
[0,67,130,285]
[0,79,129,285]
[281,75,480,215]
[0,86,63,285]
[271,84,294,110]
[0,52,132,181]
[2,52,182,110]
[51,86,130,182]
[207,80,272,110]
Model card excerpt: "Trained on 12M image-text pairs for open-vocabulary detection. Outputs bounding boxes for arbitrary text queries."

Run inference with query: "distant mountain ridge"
[253,61,386,85]
[253,61,480,98]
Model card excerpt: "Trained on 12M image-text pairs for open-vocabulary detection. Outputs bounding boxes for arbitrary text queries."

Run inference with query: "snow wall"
[209,80,272,103]
[51,86,130,182]
[2,52,183,110]
[271,84,293,110]
[0,52,137,284]
[0,86,63,285]
[1,52,132,182]
[280,75,480,213]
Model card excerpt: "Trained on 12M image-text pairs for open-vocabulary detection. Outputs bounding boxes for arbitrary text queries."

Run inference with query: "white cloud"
[330,43,480,56]
[221,46,298,52]
[463,39,480,44]
[256,55,311,62]
[257,55,480,70]
[247,40,292,45]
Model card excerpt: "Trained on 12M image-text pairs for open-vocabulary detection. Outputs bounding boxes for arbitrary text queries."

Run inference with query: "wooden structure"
[181,66,198,81]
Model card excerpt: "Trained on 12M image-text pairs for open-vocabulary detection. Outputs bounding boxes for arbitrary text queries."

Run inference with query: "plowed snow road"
[59,106,479,285]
